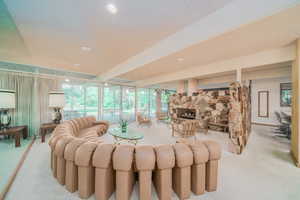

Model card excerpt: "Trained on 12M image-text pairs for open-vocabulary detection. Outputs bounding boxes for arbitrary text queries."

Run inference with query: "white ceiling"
[2,0,233,74]
[1,0,300,87]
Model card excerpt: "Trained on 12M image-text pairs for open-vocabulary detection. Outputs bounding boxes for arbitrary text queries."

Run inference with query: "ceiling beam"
[136,45,295,87]
[98,0,300,81]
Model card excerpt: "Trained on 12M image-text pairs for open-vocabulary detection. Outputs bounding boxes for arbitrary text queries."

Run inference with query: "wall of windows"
[62,84,99,120]
[62,83,174,123]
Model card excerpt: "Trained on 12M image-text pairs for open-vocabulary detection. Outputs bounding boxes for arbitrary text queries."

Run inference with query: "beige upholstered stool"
[153,144,175,200]
[54,136,74,185]
[64,138,86,193]
[93,143,115,200]
[172,143,193,200]
[75,142,98,199]
[203,140,221,192]
[135,145,156,200]
[189,141,209,195]
[49,134,69,177]
[113,145,135,200]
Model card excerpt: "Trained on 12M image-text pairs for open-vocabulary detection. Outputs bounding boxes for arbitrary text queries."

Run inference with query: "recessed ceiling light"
[106,3,118,14]
[81,46,91,52]
[65,78,70,82]
[74,64,80,67]
[177,58,184,62]
[104,82,108,86]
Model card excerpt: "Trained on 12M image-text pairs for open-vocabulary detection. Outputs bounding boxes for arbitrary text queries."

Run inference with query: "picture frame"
[258,91,269,118]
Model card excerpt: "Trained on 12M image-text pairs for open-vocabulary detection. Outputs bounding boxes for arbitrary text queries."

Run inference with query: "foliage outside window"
[161,90,176,112]
[63,83,160,123]
[280,83,292,107]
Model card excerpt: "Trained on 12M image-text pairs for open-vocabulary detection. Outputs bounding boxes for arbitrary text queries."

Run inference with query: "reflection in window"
[280,83,292,107]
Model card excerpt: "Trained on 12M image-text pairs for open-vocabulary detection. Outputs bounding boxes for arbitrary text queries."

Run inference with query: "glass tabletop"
[109,127,144,140]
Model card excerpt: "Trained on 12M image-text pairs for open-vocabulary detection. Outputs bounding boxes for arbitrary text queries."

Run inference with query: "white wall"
[251,77,291,125]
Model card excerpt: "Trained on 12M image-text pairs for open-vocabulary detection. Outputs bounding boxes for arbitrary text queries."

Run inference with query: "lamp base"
[0,109,11,130]
[52,108,62,124]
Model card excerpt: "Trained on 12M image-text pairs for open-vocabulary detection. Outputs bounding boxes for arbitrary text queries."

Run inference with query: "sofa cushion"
[154,144,175,170]
[173,143,193,168]
[79,125,105,137]
[54,136,74,157]
[135,145,155,171]
[113,145,135,171]
[75,142,98,167]
[92,143,115,168]
[189,141,209,164]
[202,140,221,160]
[64,138,86,161]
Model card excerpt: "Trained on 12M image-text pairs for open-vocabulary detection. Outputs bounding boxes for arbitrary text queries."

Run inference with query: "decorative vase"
[121,125,127,133]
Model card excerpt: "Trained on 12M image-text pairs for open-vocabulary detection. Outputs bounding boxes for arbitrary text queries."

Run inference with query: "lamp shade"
[0,89,16,109]
[49,91,65,108]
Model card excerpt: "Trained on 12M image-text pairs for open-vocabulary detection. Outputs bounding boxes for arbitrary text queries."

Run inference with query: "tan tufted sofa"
[49,116,221,200]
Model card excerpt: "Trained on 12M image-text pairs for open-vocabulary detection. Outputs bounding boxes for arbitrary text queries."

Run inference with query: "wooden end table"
[40,123,58,143]
[0,125,28,147]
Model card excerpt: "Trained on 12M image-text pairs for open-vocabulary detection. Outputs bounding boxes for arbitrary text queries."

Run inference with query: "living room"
[0,0,300,200]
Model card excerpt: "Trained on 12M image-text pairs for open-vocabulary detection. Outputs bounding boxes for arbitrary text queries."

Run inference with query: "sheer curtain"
[0,72,59,136]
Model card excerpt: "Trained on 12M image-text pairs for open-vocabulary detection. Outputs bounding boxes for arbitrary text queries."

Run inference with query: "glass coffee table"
[109,127,144,145]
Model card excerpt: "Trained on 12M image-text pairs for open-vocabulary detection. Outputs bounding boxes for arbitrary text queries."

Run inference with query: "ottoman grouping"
[48,116,221,200]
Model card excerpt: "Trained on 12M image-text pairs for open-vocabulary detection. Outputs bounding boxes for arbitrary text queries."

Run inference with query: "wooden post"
[188,79,198,96]
[177,80,185,94]
[291,39,300,167]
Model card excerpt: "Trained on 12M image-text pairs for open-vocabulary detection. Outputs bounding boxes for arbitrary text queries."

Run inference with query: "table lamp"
[0,89,16,129]
[49,91,65,124]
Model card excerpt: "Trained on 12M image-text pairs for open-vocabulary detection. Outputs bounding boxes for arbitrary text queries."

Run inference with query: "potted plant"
[119,119,128,133]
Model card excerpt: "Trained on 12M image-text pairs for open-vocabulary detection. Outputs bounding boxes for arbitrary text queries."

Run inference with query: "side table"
[0,125,28,147]
[40,123,58,143]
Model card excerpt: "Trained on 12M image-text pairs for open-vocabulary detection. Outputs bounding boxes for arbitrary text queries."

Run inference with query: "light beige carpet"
[5,122,300,200]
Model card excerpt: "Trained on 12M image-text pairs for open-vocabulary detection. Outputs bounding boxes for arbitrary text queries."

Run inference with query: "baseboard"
[251,122,279,127]
[0,137,35,200]
[290,151,300,168]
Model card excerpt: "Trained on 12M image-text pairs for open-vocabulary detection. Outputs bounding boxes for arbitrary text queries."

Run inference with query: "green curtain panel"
[0,72,57,136]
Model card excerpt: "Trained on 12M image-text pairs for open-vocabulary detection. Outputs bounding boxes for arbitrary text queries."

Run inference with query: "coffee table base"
[112,136,139,145]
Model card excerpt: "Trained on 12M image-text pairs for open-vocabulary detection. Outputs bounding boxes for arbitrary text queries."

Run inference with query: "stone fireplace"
[176,108,196,119]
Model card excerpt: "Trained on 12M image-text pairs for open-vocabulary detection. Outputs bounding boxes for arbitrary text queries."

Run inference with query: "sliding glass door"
[102,85,121,123]
[137,88,150,117]
[122,87,136,121]
[85,86,99,118]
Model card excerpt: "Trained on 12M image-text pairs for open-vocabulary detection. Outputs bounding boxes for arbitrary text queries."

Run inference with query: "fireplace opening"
[176,108,196,119]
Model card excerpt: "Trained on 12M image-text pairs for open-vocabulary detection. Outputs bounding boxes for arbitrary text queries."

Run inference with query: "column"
[177,80,185,94]
[291,39,300,167]
[188,79,198,96]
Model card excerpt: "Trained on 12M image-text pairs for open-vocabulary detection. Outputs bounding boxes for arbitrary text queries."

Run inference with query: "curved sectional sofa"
[49,116,221,200]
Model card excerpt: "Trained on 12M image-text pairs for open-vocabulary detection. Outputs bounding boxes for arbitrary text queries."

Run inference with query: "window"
[62,84,85,120]
[62,83,159,123]
[149,89,157,117]
[62,84,99,120]
[103,86,121,123]
[280,83,292,107]
[137,88,150,116]
[122,87,135,121]
[85,86,99,118]
[161,90,175,112]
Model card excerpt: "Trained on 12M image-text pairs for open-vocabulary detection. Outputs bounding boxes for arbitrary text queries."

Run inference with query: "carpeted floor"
[0,137,32,193]
[5,122,300,200]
